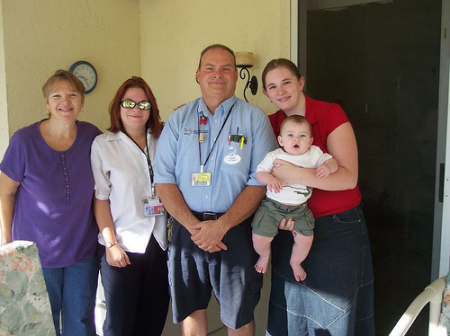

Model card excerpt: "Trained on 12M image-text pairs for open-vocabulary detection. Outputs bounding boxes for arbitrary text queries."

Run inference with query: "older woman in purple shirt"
[0,70,101,336]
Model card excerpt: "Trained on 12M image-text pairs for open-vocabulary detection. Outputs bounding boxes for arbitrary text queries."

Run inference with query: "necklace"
[41,120,77,151]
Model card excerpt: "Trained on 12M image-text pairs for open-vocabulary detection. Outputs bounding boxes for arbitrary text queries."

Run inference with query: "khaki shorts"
[251,198,315,237]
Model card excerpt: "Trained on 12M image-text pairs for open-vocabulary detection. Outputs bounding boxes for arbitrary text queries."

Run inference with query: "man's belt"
[192,212,225,221]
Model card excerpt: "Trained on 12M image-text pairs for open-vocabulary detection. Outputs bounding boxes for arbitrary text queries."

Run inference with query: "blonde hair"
[42,70,85,104]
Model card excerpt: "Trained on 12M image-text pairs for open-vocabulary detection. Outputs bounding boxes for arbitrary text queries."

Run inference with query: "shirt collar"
[104,131,122,142]
[104,129,150,142]
[198,95,237,117]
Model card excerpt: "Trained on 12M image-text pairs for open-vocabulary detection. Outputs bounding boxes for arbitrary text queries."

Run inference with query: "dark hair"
[198,44,236,69]
[262,58,302,90]
[42,70,85,103]
[108,76,163,138]
[280,115,312,135]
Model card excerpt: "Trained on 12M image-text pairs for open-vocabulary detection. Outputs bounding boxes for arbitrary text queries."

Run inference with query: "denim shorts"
[168,216,263,329]
[267,205,375,336]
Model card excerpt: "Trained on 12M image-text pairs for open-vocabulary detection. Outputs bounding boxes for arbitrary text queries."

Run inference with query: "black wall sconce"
[235,51,258,102]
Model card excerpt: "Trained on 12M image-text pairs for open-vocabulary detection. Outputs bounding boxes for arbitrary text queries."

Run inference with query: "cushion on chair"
[440,269,450,335]
[0,240,56,336]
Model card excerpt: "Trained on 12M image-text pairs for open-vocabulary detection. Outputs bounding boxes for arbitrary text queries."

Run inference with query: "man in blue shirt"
[155,44,277,336]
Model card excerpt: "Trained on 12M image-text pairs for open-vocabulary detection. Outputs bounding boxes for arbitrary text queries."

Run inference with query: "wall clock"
[69,60,98,94]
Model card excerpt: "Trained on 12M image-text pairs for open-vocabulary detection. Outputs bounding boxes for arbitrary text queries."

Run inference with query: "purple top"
[0,120,101,267]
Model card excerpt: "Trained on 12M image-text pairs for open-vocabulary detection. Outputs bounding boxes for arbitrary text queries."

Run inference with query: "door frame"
[438,0,450,277]
[291,0,450,277]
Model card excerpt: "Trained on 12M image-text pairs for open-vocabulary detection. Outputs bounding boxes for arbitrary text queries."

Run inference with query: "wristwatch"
[106,241,118,248]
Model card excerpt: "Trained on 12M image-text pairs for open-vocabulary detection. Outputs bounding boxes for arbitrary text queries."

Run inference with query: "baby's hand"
[267,176,282,193]
[316,164,331,179]
[279,218,295,231]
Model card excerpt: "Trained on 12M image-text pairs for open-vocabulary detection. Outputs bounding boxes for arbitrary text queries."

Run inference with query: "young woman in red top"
[262,58,374,336]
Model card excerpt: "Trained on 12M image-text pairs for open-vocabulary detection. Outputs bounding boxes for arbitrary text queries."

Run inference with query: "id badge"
[191,172,211,186]
[224,145,241,165]
[142,197,165,216]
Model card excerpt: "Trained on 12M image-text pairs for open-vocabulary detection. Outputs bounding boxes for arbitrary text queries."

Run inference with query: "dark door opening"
[304,0,441,334]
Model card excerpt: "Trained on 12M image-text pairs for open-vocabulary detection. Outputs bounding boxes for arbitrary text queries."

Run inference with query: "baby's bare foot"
[255,256,270,273]
[290,261,307,282]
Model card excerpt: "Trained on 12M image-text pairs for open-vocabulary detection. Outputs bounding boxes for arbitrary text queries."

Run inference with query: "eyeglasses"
[120,99,151,110]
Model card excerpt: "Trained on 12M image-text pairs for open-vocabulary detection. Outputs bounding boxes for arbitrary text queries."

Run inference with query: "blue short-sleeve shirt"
[155,95,277,213]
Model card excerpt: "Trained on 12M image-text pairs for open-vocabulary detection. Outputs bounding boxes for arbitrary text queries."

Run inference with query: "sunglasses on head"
[120,99,151,110]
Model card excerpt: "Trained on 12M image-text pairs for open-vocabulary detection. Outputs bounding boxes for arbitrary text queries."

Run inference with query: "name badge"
[142,197,165,216]
[224,145,241,165]
[191,172,211,186]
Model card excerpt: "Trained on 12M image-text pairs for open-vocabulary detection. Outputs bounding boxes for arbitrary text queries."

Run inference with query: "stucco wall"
[1,0,141,140]
[0,3,8,157]
[0,0,291,151]
[140,0,291,120]
[0,0,291,333]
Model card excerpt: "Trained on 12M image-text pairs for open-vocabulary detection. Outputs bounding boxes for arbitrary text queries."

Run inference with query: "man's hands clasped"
[188,219,228,253]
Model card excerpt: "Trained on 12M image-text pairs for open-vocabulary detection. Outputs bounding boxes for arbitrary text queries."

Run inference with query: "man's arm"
[156,183,229,252]
[190,185,266,253]
[155,183,201,235]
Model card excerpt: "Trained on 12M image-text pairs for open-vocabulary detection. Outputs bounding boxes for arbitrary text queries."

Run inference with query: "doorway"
[299,0,442,334]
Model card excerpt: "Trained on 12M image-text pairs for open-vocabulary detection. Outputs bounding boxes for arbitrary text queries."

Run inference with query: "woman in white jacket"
[91,76,168,336]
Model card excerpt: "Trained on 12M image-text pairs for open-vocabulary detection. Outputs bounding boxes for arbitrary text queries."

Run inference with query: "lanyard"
[198,103,235,172]
[124,131,154,184]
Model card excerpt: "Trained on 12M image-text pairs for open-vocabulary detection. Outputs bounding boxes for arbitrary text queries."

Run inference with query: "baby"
[251,115,338,281]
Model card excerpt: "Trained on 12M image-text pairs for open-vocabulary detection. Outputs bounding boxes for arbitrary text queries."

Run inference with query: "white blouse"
[91,130,167,253]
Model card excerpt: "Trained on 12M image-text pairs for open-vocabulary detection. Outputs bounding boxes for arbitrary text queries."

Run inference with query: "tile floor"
[207,326,227,336]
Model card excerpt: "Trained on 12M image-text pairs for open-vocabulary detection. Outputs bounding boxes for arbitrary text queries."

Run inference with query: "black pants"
[99,235,169,336]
